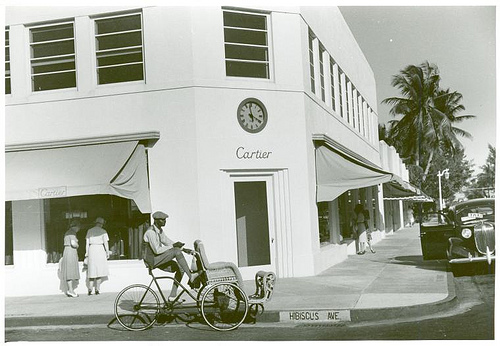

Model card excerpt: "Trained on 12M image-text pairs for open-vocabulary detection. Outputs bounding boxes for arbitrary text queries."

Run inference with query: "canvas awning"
[314,135,394,202]
[383,180,434,202]
[5,135,157,213]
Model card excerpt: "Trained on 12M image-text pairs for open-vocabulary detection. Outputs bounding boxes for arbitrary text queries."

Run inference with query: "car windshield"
[456,204,495,224]
[421,212,450,226]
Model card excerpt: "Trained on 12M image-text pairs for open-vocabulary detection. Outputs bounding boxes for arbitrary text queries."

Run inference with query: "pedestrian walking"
[354,204,367,255]
[407,207,415,226]
[85,217,110,295]
[59,219,82,297]
[363,209,376,254]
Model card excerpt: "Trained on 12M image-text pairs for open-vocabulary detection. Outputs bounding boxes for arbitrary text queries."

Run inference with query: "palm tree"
[422,88,475,180]
[383,62,441,169]
[383,61,474,182]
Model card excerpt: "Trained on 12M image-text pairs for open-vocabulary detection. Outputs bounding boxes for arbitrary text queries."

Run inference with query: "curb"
[256,271,458,324]
[6,271,457,328]
[350,271,457,322]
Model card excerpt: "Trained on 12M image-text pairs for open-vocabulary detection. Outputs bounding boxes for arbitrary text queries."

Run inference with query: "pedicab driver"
[143,211,199,301]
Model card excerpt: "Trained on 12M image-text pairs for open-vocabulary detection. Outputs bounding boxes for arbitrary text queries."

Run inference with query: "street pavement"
[4,224,456,327]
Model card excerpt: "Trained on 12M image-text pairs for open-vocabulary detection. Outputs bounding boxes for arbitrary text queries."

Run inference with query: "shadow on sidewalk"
[387,255,449,272]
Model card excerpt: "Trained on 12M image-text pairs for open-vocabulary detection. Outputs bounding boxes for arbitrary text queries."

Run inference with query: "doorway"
[234,181,271,267]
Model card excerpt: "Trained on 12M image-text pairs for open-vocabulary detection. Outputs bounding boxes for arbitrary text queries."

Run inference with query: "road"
[5,274,494,341]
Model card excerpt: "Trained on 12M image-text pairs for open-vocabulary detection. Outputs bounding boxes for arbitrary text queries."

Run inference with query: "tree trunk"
[421,150,434,182]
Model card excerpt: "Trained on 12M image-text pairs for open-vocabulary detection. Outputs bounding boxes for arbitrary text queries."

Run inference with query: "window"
[338,68,344,119]
[44,195,149,264]
[308,32,315,93]
[95,12,144,85]
[5,28,11,94]
[29,22,76,91]
[358,96,363,132]
[319,45,325,101]
[345,77,351,124]
[5,202,13,265]
[318,202,330,244]
[223,10,269,79]
[329,59,336,112]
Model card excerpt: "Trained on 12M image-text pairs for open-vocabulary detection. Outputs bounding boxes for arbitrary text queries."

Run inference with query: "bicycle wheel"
[200,282,248,331]
[114,284,160,331]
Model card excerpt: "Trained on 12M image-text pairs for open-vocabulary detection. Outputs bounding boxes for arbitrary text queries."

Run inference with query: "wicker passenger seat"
[193,239,244,287]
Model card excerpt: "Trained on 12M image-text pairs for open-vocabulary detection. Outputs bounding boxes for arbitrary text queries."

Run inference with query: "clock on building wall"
[237,98,268,133]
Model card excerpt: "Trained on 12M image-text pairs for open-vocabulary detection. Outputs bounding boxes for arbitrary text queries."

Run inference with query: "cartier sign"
[38,186,67,198]
[236,146,272,159]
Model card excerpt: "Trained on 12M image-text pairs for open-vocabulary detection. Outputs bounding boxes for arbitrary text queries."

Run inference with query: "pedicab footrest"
[246,271,276,322]
[248,271,276,305]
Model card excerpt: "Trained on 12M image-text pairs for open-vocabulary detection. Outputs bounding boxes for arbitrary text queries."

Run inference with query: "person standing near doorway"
[354,204,367,255]
[85,217,110,295]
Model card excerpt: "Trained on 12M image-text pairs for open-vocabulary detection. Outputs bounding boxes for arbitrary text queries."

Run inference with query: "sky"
[338,5,496,175]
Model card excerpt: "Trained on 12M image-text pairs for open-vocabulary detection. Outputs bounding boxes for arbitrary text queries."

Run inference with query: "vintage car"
[420,198,495,272]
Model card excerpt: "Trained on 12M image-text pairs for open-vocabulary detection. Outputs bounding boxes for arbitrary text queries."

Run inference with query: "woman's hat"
[95,217,106,225]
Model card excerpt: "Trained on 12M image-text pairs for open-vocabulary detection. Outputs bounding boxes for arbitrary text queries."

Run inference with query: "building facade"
[5,6,410,296]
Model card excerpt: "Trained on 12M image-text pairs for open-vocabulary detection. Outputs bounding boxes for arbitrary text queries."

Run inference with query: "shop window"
[5,202,14,265]
[319,45,325,102]
[29,22,76,91]
[95,12,144,85]
[223,10,270,79]
[5,28,11,94]
[44,195,149,264]
[318,202,330,244]
[339,190,355,239]
[308,31,315,93]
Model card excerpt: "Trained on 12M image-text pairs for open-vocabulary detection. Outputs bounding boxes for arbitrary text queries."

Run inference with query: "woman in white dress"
[85,217,110,295]
[354,204,367,255]
[60,219,82,297]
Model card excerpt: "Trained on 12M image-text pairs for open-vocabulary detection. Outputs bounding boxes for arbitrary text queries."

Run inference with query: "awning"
[383,180,434,202]
[314,136,394,202]
[383,177,434,202]
[6,140,153,213]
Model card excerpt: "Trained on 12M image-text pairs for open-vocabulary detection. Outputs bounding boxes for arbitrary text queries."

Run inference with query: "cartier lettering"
[236,147,272,159]
[38,186,67,198]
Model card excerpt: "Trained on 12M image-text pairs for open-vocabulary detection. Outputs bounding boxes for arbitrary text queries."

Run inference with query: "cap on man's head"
[95,217,106,225]
[152,211,169,220]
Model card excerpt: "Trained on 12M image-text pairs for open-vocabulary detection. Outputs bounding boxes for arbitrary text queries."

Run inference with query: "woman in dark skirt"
[60,220,82,297]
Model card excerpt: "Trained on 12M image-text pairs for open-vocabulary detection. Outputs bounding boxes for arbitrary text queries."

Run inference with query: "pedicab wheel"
[114,284,160,331]
[200,282,249,331]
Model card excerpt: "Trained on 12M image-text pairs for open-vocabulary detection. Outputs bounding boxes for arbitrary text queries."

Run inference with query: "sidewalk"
[5,224,456,327]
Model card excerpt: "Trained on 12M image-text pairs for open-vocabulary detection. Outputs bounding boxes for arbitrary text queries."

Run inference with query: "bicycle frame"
[145,274,200,309]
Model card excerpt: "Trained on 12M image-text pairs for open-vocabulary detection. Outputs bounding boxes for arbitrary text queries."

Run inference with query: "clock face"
[237,98,268,133]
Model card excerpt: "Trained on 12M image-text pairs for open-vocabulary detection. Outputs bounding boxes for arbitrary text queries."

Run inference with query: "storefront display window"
[44,195,149,264]
[5,202,14,265]
[337,191,352,240]
[318,202,330,244]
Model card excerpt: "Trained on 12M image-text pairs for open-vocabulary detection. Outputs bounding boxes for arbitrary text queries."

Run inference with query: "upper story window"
[329,59,336,112]
[308,32,315,93]
[319,45,325,102]
[358,96,364,133]
[5,28,10,94]
[345,76,351,123]
[94,12,144,85]
[29,22,76,92]
[338,68,344,119]
[223,10,270,79]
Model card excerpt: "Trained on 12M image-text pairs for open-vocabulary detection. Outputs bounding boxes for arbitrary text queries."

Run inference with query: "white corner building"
[5,6,415,296]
